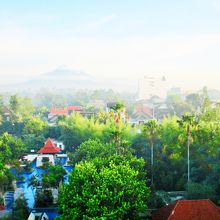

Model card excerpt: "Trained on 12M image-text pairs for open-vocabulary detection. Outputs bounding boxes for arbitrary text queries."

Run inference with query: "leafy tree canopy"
[58,155,150,220]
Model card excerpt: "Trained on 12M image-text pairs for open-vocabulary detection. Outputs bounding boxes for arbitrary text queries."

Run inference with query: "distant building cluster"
[130,97,169,125]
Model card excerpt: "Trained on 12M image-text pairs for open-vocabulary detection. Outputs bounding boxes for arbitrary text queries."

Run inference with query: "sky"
[1,0,220,90]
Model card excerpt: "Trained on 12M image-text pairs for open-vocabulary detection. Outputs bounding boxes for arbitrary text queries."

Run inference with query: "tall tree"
[69,139,115,165]
[143,119,159,186]
[110,102,126,154]
[178,114,197,188]
[9,95,20,118]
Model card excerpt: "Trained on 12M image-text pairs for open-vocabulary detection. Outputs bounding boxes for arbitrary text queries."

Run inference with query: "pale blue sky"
[1,0,220,89]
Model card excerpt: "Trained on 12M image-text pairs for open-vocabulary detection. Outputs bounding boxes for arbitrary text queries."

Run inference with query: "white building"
[138,76,168,100]
[21,138,68,167]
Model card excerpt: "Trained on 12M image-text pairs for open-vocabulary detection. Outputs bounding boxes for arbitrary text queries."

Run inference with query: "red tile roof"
[152,200,220,220]
[49,106,82,115]
[152,203,176,220]
[67,106,82,111]
[38,138,61,154]
[49,108,68,115]
[135,104,153,115]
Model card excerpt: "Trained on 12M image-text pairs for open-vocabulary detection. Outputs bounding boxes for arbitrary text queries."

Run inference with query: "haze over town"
[1,0,220,91]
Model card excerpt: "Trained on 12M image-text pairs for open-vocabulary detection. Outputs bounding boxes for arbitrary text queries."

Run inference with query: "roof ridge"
[167,201,179,220]
[37,138,61,154]
[166,199,220,220]
[206,199,220,211]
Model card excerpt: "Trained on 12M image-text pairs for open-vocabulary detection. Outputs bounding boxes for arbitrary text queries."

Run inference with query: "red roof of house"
[152,199,220,220]
[49,106,82,116]
[49,108,68,115]
[67,106,82,111]
[135,104,153,115]
[38,138,61,154]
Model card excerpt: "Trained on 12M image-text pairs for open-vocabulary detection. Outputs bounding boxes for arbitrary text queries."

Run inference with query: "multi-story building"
[138,75,168,100]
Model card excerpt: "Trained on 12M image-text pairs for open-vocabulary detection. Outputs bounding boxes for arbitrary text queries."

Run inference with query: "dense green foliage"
[1,91,220,214]
[69,139,116,165]
[58,155,150,219]
[0,133,24,192]
[11,197,29,220]
[59,111,132,152]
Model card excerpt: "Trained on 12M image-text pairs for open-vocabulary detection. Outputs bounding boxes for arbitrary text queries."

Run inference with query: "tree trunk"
[151,140,154,186]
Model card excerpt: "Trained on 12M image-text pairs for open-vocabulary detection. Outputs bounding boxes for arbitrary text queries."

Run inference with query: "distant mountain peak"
[42,67,92,80]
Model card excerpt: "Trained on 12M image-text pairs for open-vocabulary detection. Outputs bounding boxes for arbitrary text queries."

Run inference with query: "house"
[37,138,61,154]
[36,138,61,167]
[130,104,153,125]
[130,98,169,125]
[48,105,82,124]
[21,138,68,167]
[152,199,220,220]
[48,105,97,124]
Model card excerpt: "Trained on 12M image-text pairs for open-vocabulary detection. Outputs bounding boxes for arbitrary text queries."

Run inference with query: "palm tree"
[110,103,126,155]
[143,119,159,185]
[110,103,126,123]
[178,114,197,187]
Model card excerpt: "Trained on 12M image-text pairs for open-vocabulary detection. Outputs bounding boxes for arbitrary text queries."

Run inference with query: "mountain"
[0,67,136,92]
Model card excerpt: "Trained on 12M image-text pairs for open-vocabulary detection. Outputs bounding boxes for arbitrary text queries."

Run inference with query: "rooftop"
[152,199,220,220]
[49,106,82,115]
[38,138,61,154]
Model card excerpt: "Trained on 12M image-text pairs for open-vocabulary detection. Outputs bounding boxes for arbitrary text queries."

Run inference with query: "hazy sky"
[1,0,220,90]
